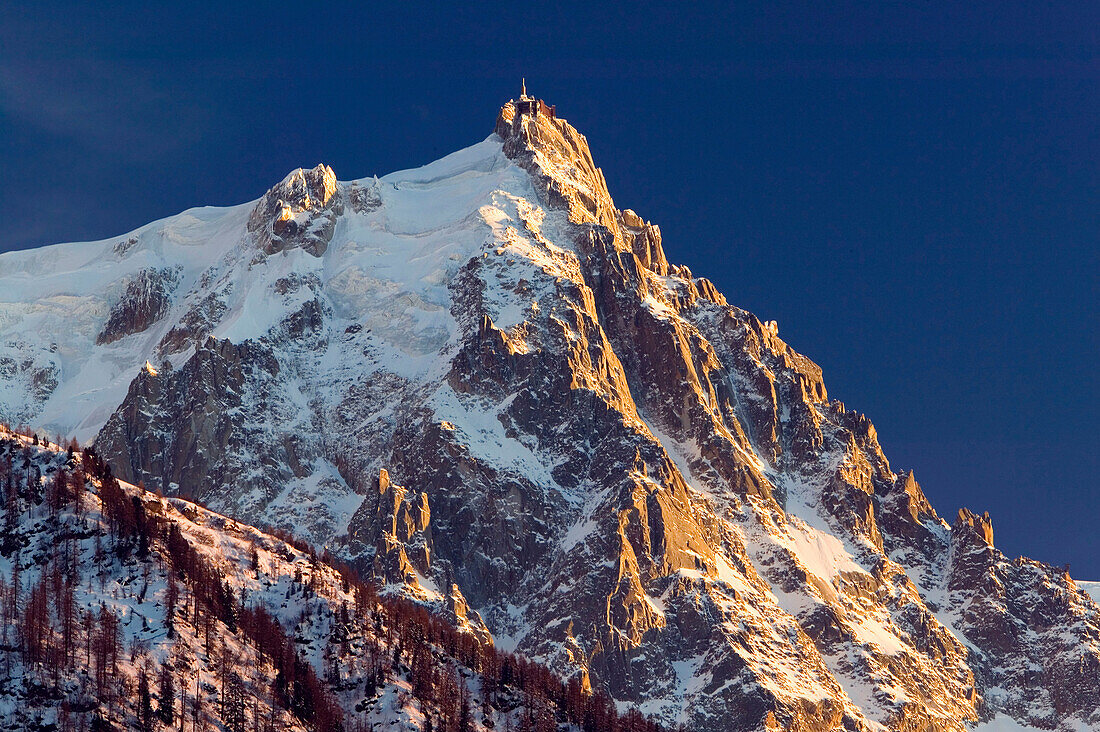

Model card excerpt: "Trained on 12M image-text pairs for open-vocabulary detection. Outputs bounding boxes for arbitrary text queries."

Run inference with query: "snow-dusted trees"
[137,671,155,732]
[92,604,122,698]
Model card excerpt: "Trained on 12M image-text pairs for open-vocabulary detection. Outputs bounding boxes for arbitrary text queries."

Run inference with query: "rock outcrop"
[96,266,180,345]
[248,164,341,257]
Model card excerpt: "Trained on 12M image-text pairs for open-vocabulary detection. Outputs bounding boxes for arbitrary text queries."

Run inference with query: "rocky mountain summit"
[1,92,1098,731]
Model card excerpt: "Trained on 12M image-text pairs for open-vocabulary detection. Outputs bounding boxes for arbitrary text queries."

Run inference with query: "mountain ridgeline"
[1,93,1098,731]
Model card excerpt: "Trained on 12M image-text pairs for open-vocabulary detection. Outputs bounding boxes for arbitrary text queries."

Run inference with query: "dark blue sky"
[2,3,1098,573]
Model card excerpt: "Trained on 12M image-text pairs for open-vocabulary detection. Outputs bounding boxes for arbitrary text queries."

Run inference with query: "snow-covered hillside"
[2,94,1099,731]
[0,423,661,732]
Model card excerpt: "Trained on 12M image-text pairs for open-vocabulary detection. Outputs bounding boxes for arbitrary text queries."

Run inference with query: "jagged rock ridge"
[0,93,1098,731]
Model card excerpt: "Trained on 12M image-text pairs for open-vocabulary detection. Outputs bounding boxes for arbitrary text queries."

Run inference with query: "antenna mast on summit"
[514,80,555,120]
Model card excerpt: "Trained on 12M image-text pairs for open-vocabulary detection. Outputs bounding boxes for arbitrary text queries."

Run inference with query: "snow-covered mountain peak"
[3,95,1100,731]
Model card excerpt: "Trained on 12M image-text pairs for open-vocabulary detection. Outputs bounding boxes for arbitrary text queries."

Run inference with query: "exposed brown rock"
[955,507,994,546]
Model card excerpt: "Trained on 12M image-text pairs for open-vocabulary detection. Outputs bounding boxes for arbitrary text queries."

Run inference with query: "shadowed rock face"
[0,342,59,425]
[97,336,286,495]
[96,267,180,345]
[74,101,1100,731]
[945,509,1100,728]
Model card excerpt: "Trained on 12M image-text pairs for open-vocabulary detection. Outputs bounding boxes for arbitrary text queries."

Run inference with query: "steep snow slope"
[2,97,1099,731]
[1079,582,1100,605]
[0,203,251,439]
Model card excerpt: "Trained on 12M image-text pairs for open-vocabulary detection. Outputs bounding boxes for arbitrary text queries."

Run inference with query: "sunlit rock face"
[248,163,341,257]
[2,96,1099,731]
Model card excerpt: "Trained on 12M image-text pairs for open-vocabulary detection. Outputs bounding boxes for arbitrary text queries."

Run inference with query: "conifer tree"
[138,671,155,732]
[158,662,175,725]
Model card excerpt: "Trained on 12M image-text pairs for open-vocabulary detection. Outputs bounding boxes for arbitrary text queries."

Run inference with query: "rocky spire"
[955,506,995,545]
